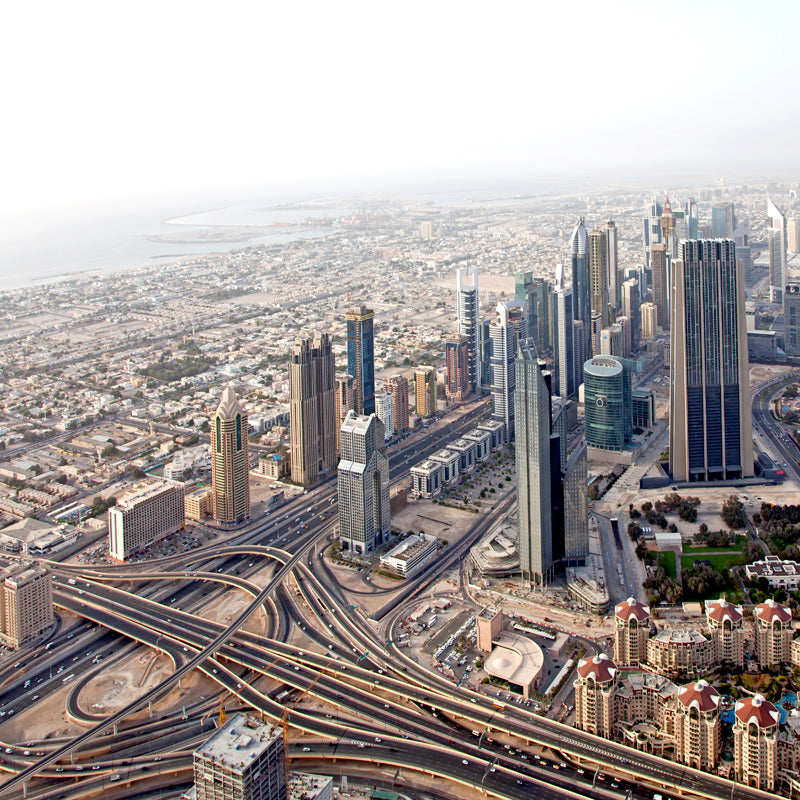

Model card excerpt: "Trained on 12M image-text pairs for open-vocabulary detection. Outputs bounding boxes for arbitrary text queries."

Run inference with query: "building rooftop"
[194,713,281,773]
[576,653,617,683]
[735,694,779,728]
[677,680,721,713]
[382,533,436,564]
[614,597,649,622]
[754,598,792,625]
[705,597,743,625]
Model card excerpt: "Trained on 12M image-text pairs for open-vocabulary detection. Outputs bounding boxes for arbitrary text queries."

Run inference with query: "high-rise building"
[613,597,650,668]
[733,221,753,285]
[674,681,722,772]
[0,564,53,649]
[346,304,375,416]
[445,333,470,402]
[515,271,536,340]
[785,283,800,356]
[788,215,800,253]
[374,392,394,441]
[192,713,286,800]
[383,375,409,433]
[573,320,586,391]
[768,199,787,304]
[640,302,658,340]
[414,365,437,417]
[621,278,641,350]
[670,239,753,482]
[515,340,553,588]
[590,311,603,357]
[489,303,516,441]
[108,478,185,561]
[711,202,736,238]
[210,386,250,526]
[599,325,625,358]
[588,228,609,331]
[533,277,553,353]
[605,220,620,312]
[733,695,779,791]
[562,442,588,566]
[553,271,575,399]
[289,334,336,486]
[479,318,492,390]
[338,411,390,554]
[334,375,354,453]
[583,356,632,452]
[651,243,669,329]
[507,302,527,349]
[642,197,663,270]
[661,196,677,258]
[686,197,699,239]
[570,218,592,360]
[456,268,480,393]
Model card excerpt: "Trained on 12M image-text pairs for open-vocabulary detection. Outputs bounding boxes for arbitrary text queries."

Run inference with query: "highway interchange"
[0,398,783,800]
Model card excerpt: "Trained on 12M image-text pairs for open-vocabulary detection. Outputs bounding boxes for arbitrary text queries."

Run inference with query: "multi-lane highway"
[0,405,778,800]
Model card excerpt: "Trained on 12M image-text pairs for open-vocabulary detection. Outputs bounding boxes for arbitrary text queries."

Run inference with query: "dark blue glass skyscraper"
[346,304,375,416]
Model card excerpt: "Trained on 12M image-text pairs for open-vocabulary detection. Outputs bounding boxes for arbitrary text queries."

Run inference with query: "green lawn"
[661,550,677,579]
[683,545,741,554]
[680,552,743,573]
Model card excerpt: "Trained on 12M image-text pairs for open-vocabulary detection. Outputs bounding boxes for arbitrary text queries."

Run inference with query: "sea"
[0,176,623,292]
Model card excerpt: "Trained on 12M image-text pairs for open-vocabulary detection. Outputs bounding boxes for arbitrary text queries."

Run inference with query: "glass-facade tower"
[346,305,375,416]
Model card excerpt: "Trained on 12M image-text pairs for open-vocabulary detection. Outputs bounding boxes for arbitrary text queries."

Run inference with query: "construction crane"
[277,666,331,789]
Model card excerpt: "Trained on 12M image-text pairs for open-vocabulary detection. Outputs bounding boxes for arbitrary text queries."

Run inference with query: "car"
[302,746,311,752]
[516,780,524,786]
[374,737,382,743]
[489,766,496,772]
[56,767,64,772]
[461,759,469,766]
[75,765,83,771]
[23,750,31,756]
[154,756,162,762]
[92,765,100,770]
[5,748,12,754]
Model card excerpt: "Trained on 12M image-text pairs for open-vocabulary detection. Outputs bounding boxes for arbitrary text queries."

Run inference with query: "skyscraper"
[784,283,800,357]
[621,278,641,350]
[383,375,409,433]
[768,199,787,304]
[553,269,576,399]
[588,228,609,331]
[414,365,437,417]
[733,221,752,285]
[570,218,592,360]
[289,334,337,486]
[338,411,390,554]
[489,303,516,440]
[533,277,553,353]
[661,196,676,257]
[642,197,663,270]
[211,386,250,526]
[374,392,394,441]
[583,356,632,452]
[788,216,800,253]
[445,333,470,402]
[456,268,480,394]
[640,302,658,340]
[712,202,736,238]
[515,339,553,588]
[346,304,375,415]
[605,220,620,313]
[515,271,536,340]
[650,243,669,329]
[670,239,753,482]
[334,374,354,453]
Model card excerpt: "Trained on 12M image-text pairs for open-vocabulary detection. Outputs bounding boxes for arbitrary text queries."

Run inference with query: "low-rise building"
[379,533,438,578]
[428,449,460,485]
[463,428,492,461]
[746,556,800,591]
[410,460,442,499]
[447,438,477,474]
[185,487,213,521]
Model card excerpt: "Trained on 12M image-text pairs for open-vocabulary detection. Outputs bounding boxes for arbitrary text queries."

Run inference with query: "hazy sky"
[2,0,798,216]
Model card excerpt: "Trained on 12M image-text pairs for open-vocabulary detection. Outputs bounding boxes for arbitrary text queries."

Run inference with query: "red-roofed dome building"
[614,597,650,668]
[673,680,721,770]
[733,694,779,791]
[574,654,619,739]
[705,598,744,665]
[754,599,794,669]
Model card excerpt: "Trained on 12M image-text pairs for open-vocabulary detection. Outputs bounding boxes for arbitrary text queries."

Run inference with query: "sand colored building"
[0,564,53,649]
[705,597,745,665]
[646,628,715,679]
[734,694,779,791]
[672,680,721,771]
[211,386,250,526]
[754,599,793,669]
[573,654,619,738]
[613,597,650,667]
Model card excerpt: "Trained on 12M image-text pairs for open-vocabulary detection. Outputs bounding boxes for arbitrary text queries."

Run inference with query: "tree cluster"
[753,503,800,557]
[720,496,747,530]
[682,563,727,599]
[653,493,701,523]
